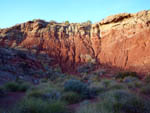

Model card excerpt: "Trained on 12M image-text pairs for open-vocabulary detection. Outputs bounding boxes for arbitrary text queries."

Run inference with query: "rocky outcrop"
[0,10,150,73]
[99,10,150,74]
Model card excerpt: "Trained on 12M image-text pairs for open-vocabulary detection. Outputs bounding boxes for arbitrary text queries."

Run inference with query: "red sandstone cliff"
[0,10,150,73]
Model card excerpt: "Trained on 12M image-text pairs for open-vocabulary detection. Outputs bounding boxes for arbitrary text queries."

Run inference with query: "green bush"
[4,82,30,92]
[143,75,150,83]
[27,89,44,98]
[139,85,150,95]
[41,78,48,83]
[4,82,19,92]
[134,81,143,88]
[123,76,139,83]
[77,63,95,73]
[90,79,126,94]
[127,80,143,89]
[12,98,67,113]
[19,82,30,91]
[98,89,150,113]
[109,83,127,90]
[100,79,116,89]
[77,89,150,113]
[89,81,107,96]
[61,91,81,104]
[64,79,97,99]
[115,71,139,80]
[47,101,67,113]
[98,90,133,113]
[65,21,69,25]
[27,88,61,100]
[76,104,100,113]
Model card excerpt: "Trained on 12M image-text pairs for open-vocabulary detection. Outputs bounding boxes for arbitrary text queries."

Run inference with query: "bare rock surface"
[0,10,150,74]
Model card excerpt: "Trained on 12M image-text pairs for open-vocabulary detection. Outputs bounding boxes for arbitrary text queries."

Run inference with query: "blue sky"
[0,0,150,28]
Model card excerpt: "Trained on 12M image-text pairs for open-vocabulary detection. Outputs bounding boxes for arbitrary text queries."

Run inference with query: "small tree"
[65,21,69,25]
[86,20,92,24]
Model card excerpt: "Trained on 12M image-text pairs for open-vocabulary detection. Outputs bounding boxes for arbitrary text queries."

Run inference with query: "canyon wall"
[0,10,150,73]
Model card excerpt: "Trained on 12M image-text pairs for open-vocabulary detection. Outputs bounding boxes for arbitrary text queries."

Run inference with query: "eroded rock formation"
[0,10,150,73]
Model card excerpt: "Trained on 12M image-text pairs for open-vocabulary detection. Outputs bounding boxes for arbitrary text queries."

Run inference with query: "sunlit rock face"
[0,10,150,73]
[99,10,150,73]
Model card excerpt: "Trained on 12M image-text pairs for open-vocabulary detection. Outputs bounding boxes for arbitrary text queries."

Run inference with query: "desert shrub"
[101,79,112,88]
[42,90,61,100]
[12,98,67,113]
[123,76,139,83]
[139,85,150,95]
[89,82,107,94]
[92,69,106,76]
[122,96,150,113]
[77,63,95,73]
[4,82,18,92]
[46,68,65,81]
[27,88,61,100]
[64,79,88,93]
[19,82,31,91]
[143,75,150,83]
[27,89,44,98]
[98,90,132,113]
[88,74,100,82]
[0,86,6,97]
[89,79,125,93]
[4,81,30,92]
[41,78,48,83]
[100,79,116,89]
[109,83,127,90]
[123,76,143,89]
[98,89,150,113]
[76,104,100,113]
[115,71,139,80]
[134,80,144,88]
[64,79,97,99]
[127,80,143,89]
[46,100,67,113]
[61,91,81,104]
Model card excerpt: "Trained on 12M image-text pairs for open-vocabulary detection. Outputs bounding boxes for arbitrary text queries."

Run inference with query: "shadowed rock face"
[0,10,150,73]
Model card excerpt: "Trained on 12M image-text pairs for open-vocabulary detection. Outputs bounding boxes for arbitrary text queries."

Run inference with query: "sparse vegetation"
[140,85,150,95]
[65,21,70,25]
[115,71,139,80]
[77,89,150,113]
[61,91,81,104]
[0,47,150,113]
[64,79,97,99]
[143,75,150,83]
[4,81,30,92]
[77,63,95,73]
[11,98,68,113]
[27,86,61,101]
[27,89,44,98]
[1,69,150,113]
[1,9,150,113]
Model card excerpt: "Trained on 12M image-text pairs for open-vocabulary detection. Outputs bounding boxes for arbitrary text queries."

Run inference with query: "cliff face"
[99,10,150,73]
[0,10,150,73]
